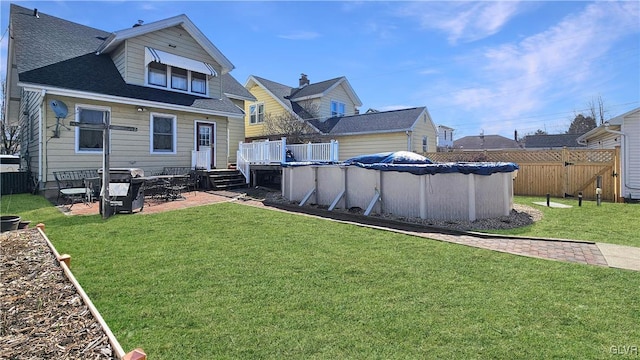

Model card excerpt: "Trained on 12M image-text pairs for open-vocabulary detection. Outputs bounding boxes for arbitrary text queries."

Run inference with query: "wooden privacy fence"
[423,148,620,201]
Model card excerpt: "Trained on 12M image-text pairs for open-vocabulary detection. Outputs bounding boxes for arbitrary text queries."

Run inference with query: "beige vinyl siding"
[410,112,437,153]
[622,110,640,194]
[40,95,229,187]
[318,84,357,119]
[245,85,290,139]
[20,91,44,178]
[335,132,409,161]
[227,98,246,163]
[123,26,222,98]
[111,42,127,79]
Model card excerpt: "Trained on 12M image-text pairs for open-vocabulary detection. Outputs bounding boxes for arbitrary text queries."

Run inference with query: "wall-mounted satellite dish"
[49,100,70,138]
[49,100,68,119]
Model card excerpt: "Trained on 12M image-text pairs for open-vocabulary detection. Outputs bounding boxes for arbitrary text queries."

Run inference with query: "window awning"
[145,47,217,76]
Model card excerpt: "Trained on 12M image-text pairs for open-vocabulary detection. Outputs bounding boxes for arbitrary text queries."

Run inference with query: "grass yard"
[3,194,639,359]
[500,196,640,248]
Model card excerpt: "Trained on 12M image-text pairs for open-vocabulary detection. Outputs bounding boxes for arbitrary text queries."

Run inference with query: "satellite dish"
[48,100,70,138]
[50,100,68,119]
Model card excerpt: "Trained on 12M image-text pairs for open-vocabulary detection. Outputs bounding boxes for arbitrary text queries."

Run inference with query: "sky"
[1,1,639,139]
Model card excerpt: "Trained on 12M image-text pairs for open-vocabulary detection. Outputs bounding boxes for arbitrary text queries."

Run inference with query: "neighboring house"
[521,134,587,149]
[577,107,640,200]
[244,74,437,159]
[437,125,454,151]
[453,134,522,151]
[5,5,254,193]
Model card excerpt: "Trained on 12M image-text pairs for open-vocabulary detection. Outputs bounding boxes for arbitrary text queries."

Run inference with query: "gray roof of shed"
[309,107,426,135]
[10,4,247,115]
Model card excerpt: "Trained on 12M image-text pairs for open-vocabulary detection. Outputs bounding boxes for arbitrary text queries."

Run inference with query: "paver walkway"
[62,190,638,271]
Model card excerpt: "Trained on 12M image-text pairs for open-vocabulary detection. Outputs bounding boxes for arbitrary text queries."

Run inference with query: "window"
[148,61,167,87]
[147,61,208,95]
[76,106,109,152]
[171,67,188,91]
[331,100,345,117]
[151,114,176,154]
[422,136,428,152]
[249,103,264,124]
[191,72,207,94]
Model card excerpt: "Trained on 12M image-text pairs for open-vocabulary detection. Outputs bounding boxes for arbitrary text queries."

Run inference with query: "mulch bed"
[0,229,114,359]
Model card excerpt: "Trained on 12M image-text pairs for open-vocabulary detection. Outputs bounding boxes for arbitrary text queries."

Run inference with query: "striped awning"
[145,47,217,76]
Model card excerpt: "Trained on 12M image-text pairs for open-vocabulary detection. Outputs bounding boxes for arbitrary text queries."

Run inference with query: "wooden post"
[58,254,71,267]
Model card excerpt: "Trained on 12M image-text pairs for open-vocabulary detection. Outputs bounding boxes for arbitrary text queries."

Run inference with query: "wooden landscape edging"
[36,224,146,360]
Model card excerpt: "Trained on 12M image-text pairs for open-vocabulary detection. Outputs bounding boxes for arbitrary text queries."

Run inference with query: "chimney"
[514,129,518,141]
[299,73,309,87]
[133,20,144,28]
[34,8,39,18]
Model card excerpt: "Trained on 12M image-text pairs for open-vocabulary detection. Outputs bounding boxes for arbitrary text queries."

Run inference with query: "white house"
[577,107,640,201]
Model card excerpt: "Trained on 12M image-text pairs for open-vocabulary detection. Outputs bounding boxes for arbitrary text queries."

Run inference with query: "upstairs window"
[171,67,188,91]
[422,136,428,152]
[331,100,345,117]
[148,62,167,87]
[249,103,265,124]
[191,72,207,94]
[151,114,176,154]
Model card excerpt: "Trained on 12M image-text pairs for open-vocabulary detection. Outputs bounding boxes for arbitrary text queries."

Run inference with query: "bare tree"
[262,102,322,144]
[1,79,20,155]
[587,95,608,125]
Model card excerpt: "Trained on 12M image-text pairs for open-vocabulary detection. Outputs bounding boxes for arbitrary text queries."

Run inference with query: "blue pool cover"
[283,151,519,176]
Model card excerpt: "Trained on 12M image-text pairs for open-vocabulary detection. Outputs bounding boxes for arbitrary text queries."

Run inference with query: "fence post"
[307,142,312,161]
[281,137,287,163]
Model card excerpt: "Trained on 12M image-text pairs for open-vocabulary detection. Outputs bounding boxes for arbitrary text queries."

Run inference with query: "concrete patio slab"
[596,243,640,271]
[532,201,573,208]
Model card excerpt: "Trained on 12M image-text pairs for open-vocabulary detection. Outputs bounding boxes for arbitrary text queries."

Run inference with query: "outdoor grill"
[97,168,145,214]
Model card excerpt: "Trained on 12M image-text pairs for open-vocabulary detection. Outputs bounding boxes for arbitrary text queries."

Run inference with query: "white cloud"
[278,31,320,40]
[396,1,524,44]
[435,2,640,133]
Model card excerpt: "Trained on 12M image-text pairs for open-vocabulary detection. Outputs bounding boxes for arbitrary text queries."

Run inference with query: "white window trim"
[150,112,177,155]
[145,63,210,97]
[249,102,265,124]
[331,100,345,117]
[75,104,111,154]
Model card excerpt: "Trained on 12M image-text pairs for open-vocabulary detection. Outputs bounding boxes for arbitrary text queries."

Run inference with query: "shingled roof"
[521,134,586,149]
[453,135,523,150]
[309,107,427,135]
[9,4,249,116]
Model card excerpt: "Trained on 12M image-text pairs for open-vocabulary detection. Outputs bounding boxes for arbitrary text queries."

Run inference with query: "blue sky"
[1,1,639,139]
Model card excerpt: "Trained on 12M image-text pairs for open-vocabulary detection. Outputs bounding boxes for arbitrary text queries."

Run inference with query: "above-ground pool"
[281,151,519,221]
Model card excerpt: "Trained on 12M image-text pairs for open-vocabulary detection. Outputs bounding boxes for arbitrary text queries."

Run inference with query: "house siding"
[585,132,620,149]
[227,99,245,164]
[245,84,289,139]
[410,112,438,153]
[111,42,127,80]
[335,132,409,161]
[123,26,223,99]
[318,83,357,119]
[20,90,44,179]
[622,110,640,196]
[39,94,228,188]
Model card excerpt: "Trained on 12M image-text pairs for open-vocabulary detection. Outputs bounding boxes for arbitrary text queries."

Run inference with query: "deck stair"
[208,169,247,190]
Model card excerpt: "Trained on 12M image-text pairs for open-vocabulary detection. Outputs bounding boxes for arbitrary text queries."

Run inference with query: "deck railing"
[238,138,339,164]
[236,150,250,184]
[191,150,211,170]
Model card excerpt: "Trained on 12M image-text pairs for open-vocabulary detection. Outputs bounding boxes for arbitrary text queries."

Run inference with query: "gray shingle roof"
[521,134,586,148]
[309,107,426,135]
[289,77,344,100]
[453,135,522,150]
[10,4,246,115]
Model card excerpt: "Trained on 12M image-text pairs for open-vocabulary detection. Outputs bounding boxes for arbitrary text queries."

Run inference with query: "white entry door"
[196,122,215,169]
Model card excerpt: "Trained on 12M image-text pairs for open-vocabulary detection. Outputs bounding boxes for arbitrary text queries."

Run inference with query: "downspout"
[603,122,640,191]
[38,89,46,190]
[406,130,412,152]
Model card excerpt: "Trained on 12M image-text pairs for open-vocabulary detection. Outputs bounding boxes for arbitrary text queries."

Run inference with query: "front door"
[196,122,215,169]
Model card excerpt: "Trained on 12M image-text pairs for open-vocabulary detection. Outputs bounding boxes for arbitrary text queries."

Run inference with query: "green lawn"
[2,194,639,359]
[499,196,640,247]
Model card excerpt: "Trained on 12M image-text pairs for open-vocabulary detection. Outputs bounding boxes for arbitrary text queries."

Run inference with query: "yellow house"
[6,4,254,194]
[244,74,437,160]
